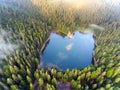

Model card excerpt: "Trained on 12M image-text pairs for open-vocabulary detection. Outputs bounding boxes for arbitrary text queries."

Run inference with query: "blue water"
[41,31,95,70]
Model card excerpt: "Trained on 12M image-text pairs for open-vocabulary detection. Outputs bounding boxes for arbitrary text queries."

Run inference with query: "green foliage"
[38,78,44,87]
[26,76,32,83]
[70,79,77,89]
[46,83,55,90]
[10,85,19,90]
[106,68,114,78]
[7,78,13,85]
[0,0,120,90]
[30,83,34,90]
[0,81,9,90]
[51,77,57,85]
[114,77,120,84]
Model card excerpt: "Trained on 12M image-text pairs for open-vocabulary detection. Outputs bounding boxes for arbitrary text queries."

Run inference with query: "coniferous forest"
[0,0,120,90]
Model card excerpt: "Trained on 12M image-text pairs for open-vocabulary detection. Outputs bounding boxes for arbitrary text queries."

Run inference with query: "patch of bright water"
[41,31,95,70]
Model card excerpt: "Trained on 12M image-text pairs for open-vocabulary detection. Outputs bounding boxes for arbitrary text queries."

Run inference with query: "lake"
[41,31,95,70]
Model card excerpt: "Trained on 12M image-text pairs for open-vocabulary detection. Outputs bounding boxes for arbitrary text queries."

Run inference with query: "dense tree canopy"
[0,0,120,90]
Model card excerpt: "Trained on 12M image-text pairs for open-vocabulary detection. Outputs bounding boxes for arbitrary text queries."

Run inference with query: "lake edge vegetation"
[0,0,120,90]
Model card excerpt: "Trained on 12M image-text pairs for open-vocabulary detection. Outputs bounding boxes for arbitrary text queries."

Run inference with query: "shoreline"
[40,30,97,67]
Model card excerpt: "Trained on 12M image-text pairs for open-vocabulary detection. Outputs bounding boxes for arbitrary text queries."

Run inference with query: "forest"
[0,0,120,90]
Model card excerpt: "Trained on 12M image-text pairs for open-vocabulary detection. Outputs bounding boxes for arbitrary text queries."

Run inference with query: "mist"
[0,29,17,59]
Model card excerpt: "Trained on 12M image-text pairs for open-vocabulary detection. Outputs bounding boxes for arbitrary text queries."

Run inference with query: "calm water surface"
[42,31,95,70]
